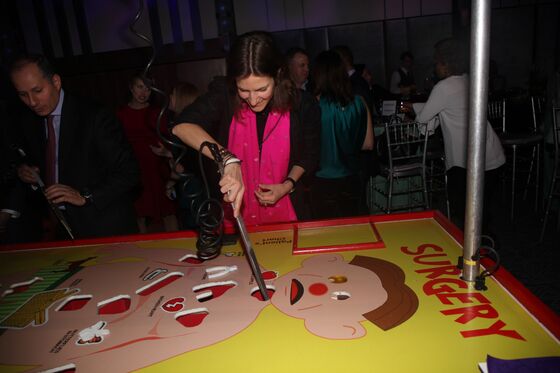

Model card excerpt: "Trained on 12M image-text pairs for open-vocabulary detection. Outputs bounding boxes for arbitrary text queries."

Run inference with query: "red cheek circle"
[308,283,328,296]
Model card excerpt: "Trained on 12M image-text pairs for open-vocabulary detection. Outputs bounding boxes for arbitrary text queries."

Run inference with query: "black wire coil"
[193,142,225,260]
[129,0,224,260]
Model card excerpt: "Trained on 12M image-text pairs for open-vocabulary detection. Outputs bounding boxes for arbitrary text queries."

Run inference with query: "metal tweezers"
[17,148,75,240]
[35,172,75,240]
[208,143,269,301]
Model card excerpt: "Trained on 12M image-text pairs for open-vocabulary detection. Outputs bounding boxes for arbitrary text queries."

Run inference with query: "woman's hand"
[219,162,244,217]
[401,101,414,114]
[401,102,417,120]
[165,180,177,200]
[150,142,173,158]
[254,181,292,206]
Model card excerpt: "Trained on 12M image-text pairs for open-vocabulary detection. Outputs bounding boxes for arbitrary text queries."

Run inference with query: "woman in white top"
[405,38,505,231]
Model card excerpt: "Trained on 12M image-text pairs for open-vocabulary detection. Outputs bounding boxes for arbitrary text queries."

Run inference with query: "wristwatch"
[80,188,94,205]
[283,177,296,194]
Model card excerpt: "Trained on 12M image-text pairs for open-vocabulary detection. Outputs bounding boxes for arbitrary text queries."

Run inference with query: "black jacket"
[8,93,140,239]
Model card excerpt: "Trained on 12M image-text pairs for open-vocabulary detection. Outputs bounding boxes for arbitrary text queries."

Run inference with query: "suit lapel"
[21,113,45,169]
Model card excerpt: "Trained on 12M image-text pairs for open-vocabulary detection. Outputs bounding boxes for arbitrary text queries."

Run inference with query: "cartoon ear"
[304,318,366,339]
[302,254,345,268]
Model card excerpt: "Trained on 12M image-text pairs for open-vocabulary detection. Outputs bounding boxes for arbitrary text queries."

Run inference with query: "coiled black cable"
[471,235,501,291]
[130,0,224,260]
[457,235,501,291]
[194,143,225,260]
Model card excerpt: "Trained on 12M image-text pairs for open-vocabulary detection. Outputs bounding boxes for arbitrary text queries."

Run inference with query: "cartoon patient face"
[0,247,417,372]
[272,254,388,339]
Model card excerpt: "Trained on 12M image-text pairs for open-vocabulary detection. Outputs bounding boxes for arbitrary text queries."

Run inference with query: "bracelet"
[283,177,296,193]
[218,147,235,162]
[224,157,242,167]
[214,147,241,170]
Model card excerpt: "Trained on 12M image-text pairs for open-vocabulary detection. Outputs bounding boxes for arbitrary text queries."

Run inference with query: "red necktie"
[45,115,56,186]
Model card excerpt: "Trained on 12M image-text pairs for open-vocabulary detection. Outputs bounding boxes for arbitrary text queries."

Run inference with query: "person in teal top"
[311,50,374,219]
[316,96,368,178]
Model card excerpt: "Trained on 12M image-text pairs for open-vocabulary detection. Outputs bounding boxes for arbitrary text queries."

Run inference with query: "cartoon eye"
[328,275,347,284]
[331,291,351,300]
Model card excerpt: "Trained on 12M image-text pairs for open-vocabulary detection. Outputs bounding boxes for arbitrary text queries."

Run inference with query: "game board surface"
[1,211,558,373]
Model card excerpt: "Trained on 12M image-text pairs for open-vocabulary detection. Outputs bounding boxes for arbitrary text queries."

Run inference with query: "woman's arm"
[172,123,221,159]
[171,78,245,217]
[172,123,244,217]
[412,82,446,124]
[254,165,305,205]
[360,96,374,150]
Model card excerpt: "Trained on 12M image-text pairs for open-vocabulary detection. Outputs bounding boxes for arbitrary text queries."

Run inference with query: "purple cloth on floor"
[487,355,560,373]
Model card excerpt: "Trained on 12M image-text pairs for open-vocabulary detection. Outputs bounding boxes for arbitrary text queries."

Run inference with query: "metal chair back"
[384,118,429,176]
[487,97,506,133]
[540,106,560,241]
[531,95,546,132]
[368,118,430,214]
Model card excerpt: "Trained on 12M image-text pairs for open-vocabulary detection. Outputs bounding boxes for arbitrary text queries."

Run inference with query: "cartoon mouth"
[290,279,304,305]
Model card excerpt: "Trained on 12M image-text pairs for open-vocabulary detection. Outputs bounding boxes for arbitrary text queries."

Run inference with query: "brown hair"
[331,45,354,69]
[313,50,353,106]
[128,72,154,89]
[349,255,419,330]
[172,82,200,114]
[434,38,467,76]
[126,72,154,105]
[227,31,297,114]
[9,54,56,80]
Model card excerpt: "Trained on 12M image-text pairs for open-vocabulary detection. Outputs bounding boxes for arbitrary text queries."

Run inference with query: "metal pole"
[463,0,491,283]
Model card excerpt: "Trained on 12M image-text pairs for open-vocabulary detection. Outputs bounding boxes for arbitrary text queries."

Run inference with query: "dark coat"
[8,93,140,239]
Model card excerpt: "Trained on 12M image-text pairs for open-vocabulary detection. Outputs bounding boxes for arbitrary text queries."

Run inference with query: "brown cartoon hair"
[349,255,419,330]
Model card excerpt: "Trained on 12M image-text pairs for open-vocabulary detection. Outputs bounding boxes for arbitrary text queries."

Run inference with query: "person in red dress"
[117,74,178,233]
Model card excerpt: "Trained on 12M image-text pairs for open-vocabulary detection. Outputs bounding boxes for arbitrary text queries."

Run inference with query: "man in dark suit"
[6,54,140,240]
[286,47,311,91]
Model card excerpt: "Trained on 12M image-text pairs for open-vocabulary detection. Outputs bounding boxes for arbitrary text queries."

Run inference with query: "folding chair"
[372,118,430,214]
[487,96,544,220]
[425,122,450,218]
[540,106,560,242]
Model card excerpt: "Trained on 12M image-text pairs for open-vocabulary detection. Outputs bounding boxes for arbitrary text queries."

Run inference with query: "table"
[1,211,558,372]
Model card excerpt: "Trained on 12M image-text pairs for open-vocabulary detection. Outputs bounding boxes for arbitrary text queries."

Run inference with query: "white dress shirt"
[413,74,505,171]
[390,67,409,94]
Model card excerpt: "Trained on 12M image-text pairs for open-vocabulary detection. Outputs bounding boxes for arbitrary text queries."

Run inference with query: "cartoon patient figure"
[0,245,418,372]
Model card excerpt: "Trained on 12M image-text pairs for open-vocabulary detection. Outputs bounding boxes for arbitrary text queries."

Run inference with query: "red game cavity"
[97,295,131,315]
[136,272,184,296]
[56,295,92,311]
[175,308,209,328]
[193,281,237,302]
[251,285,275,301]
